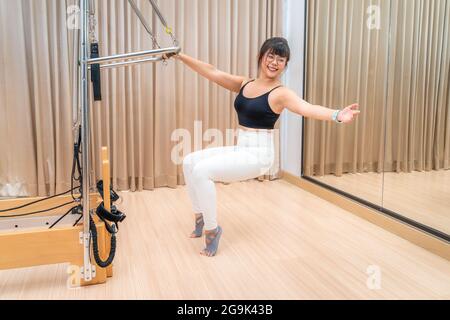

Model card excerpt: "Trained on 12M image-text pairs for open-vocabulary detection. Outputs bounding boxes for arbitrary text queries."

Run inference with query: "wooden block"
[101,146,114,278]
[0,221,107,286]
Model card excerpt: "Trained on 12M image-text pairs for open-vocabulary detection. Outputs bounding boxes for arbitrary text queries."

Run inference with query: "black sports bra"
[234,80,282,130]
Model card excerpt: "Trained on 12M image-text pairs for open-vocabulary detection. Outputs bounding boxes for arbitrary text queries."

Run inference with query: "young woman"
[167,37,360,257]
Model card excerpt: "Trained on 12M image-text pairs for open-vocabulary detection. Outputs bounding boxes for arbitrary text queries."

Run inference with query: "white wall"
[280,0,306,178]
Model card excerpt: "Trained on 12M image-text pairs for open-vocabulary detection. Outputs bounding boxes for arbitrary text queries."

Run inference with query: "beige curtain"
[304,0,391,176]
[385,0,450,172]
[0,0,74,197]
[303,0,450,176]
[0,0,283,197]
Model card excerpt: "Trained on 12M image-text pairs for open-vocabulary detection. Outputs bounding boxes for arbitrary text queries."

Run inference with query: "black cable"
[49,206,80,229]
[71,126,83,202]
[0,201,76,219]
[73,214,84,227]
[0,189,78,213]
[89,214,116,268]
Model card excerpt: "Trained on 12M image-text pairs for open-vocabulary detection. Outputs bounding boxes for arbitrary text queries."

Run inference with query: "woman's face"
[260,51,288,79]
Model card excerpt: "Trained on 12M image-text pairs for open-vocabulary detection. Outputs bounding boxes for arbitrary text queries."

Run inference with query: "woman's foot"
[200,226,223,257]
[189,214,204,238]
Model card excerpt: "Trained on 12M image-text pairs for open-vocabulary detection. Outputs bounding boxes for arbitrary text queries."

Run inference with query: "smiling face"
[257,37,291,81]
[260,51,288,80]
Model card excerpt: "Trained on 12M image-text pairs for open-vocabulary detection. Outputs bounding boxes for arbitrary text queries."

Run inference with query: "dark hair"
[258,37,291,68]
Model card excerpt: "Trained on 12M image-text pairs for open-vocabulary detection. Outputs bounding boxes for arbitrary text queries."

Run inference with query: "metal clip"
[80,265,96,279]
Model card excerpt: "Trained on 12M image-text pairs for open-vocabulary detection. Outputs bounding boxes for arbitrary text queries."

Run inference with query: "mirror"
[302,0,450,240]
[382,0,450,238]
[303,0,391,208]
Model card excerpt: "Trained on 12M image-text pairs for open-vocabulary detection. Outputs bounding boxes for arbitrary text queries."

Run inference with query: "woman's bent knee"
[192,165,210,182]
[183,152,196,174]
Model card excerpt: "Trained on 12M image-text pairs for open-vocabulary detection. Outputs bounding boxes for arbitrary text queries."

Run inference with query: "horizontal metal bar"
[99,56,163,69]
[87,47,180,65]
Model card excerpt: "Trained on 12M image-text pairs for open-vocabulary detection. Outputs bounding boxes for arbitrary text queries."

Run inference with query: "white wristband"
[332,110,342,123]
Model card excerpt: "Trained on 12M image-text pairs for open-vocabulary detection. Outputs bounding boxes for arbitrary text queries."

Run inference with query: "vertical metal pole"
[80,0,93,282]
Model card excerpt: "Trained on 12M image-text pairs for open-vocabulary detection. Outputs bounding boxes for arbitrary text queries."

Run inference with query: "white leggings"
[182,129,275,230]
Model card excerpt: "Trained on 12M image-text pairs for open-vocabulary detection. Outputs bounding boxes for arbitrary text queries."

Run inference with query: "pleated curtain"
[0,0,74,197]
[385,0,450,172]
[0,0,283,197]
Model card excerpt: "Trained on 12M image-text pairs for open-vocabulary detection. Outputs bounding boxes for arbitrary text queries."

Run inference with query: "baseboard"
[281,171,450,261]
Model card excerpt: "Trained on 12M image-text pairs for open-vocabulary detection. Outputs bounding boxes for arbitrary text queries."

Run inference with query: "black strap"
[90,43,102,101]
[268,85,283,94]
[241,80,282,95]
[96,202,126,224]
[240,79,255,92]
[95,180,125,226]
[97,180,120,203]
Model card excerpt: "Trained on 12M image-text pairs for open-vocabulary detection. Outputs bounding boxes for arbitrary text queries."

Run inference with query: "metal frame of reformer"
[0,0,180,286]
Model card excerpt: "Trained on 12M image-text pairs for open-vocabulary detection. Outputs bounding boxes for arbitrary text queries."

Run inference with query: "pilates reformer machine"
[0,0,180,286]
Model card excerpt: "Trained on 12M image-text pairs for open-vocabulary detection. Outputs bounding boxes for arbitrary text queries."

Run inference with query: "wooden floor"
[315,170,450,235]
[1,179,450,299]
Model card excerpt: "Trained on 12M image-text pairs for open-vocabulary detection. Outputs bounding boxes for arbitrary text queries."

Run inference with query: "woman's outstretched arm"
[278,88,360,124]
[173,53,246,93]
